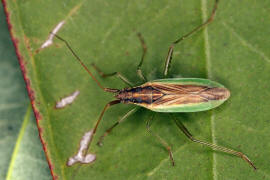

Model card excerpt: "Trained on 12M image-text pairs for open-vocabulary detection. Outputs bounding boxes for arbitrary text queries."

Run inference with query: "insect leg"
[97,107,139,146]
[53,33,119,93]
[85,100,120,154]
[146,114,175,166]
[163,0,219,77]
[136,33,148,82]
[173,116,257,170]
[91,63,133,87]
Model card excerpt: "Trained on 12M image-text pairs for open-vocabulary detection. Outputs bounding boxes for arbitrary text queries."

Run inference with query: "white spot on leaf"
[55,90,79,108]
[67,130,96,166]
[41,20,65,49]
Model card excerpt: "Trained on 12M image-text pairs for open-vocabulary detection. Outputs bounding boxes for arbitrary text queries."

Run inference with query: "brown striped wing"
[151,83,209,107]
[139,82,230,110]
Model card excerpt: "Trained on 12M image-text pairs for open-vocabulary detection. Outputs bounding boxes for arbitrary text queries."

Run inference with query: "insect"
[53,0,256,169]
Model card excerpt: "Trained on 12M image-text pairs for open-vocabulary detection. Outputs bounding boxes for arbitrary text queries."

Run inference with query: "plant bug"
[53,0,256,170]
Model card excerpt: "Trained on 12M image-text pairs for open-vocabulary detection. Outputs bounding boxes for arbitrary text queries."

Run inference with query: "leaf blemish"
[40,20,65,49]
[55,90,80,109]
[67,130,96,166]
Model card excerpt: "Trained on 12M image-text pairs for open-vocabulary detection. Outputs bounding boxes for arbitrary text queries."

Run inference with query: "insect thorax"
[115,86,164,105]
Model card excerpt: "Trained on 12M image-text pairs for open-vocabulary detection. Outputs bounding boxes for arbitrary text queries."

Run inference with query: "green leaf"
[5,105,51,180]
[3,0,270,179]
[0,5,50,180]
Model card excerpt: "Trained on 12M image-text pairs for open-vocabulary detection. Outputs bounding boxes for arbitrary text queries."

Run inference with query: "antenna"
[52,33,119,93]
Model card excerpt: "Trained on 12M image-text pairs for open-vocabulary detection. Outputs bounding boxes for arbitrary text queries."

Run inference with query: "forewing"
[153,94,208,106]
[150,82,229,107]
[151,83,209,95]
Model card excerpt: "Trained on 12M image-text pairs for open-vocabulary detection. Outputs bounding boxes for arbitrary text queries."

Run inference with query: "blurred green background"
[0,4,51,180]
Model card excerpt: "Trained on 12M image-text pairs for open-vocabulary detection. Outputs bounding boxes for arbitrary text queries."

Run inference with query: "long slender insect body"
[52,0,257,170]
[116,78,230,112]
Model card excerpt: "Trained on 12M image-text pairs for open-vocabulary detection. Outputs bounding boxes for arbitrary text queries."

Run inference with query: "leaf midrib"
[6,104,31,180]
[200,0,217,180]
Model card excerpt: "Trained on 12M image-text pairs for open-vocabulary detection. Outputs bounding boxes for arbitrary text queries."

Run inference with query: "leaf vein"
[146,144,189,177]
[222,22,270,63]
[201,0,217,180]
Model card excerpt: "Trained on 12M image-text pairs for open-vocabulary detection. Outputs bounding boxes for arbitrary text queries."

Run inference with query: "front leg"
[163,0,219,77]
[91,63,133,87]
[136,32,148,82]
